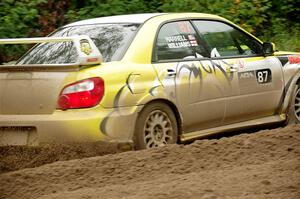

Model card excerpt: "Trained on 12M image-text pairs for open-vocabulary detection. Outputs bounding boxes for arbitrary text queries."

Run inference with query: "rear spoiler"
[0,35,103,67]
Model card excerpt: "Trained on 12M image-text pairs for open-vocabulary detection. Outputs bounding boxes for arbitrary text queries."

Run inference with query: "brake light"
[57,77,104,110]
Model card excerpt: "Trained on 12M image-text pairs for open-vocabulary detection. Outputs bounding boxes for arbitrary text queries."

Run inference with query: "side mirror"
[263,42,275,56]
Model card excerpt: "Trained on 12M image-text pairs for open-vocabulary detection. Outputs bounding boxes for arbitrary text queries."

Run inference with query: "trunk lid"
[0,65,77,115]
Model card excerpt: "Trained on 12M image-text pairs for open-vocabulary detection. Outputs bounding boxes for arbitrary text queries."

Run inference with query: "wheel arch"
[138,98,183,137]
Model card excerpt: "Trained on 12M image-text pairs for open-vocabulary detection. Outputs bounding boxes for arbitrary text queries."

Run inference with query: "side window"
[154,21,209,61]
[192,20,263,58]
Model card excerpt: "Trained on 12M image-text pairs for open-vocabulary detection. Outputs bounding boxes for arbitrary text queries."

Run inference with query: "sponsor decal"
[188,34,198,47]
[255,69,272,84]
[165,35,191,49]
[165,34,199,49]
[80,39,92,55]
[177,22,191,33]
[188,35,195,40]
[288,55,300,64]
[238,69,272,84]
[165,35,187,43]
[238,71,255,79]
[87,58,98,62]
[236,59,245,69]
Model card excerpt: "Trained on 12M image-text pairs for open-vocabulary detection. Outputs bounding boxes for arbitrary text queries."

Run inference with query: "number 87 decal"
[256,69,272,84]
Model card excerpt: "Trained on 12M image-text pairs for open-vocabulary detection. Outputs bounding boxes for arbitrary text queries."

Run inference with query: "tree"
[1,0,299,63]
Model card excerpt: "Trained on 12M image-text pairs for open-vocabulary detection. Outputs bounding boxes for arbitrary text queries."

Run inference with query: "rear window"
[18,23,140,64]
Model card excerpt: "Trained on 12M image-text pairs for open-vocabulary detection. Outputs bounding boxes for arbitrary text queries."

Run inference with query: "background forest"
[0,0,299,63]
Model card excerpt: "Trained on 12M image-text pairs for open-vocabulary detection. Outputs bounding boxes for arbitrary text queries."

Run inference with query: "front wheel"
[287,84,300,124]
[134,102,178,150]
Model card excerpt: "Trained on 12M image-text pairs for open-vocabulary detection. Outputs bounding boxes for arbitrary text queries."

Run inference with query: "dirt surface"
[0,142,131,174]
[0,125,300,199]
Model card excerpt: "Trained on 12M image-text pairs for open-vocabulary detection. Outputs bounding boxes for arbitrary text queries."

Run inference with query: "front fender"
[280,68,300,114]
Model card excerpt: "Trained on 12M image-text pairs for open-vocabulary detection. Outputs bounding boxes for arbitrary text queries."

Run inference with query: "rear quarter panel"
[72,61,162,109]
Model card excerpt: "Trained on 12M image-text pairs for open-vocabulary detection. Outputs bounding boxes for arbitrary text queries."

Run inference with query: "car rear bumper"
[0,105,139,146]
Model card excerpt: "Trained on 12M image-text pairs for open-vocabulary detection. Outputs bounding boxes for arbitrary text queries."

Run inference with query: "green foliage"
[0,0,47,62]
[158,0,272,35]
[0,0,45,38]
[67,0,155,21]
[1,0,299,63]
[263,20,300,52]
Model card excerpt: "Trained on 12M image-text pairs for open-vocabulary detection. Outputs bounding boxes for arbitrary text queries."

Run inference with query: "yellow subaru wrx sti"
[1,13,300,149]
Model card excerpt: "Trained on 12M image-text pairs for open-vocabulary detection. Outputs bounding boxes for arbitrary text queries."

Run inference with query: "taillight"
[57,77,104,110]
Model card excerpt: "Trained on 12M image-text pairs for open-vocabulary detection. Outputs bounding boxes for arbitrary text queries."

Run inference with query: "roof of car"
[64,13,166,27]
[64,13,226,27]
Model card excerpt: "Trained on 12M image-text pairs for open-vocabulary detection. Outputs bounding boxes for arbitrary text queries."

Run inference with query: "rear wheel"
[134,102,178,150]
[287,84,300,124]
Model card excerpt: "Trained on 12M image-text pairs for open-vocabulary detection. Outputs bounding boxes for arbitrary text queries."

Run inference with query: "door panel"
[192,19,284,125]
[152,20,239,133]
[175,60,229,132]
[153,60,229,133]
[223,56,284,123]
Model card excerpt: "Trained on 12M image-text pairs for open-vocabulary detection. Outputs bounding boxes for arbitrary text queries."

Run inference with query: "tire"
[287,84,300,124]
[134,102,178,150]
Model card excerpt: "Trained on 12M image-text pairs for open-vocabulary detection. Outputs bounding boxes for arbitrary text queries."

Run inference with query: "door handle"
[228,66,239,72]
[167,69,176,77]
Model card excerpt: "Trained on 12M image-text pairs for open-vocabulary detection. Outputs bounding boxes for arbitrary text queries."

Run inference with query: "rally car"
[0,13,300,149]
